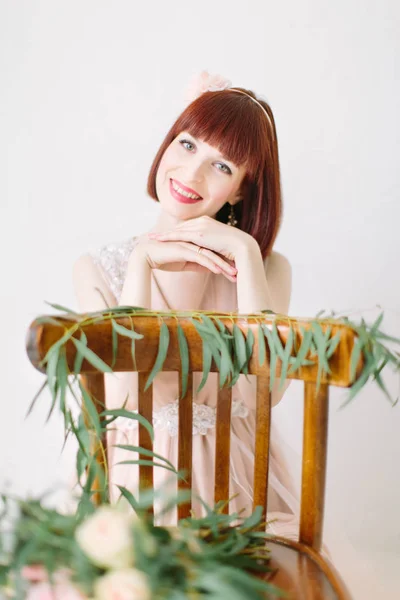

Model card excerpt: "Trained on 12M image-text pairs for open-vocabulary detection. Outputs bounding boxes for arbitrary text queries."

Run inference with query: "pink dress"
[90,236,301,540]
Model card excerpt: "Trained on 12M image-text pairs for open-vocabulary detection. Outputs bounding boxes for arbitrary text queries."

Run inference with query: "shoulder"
[264,250,292,280]
[73,236,139,308]
[263,251,292,315]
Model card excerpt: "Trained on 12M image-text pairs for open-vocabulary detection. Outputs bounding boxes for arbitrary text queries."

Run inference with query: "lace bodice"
[112,397,249,437]
[90,237,139,301]
[90,237,250,436]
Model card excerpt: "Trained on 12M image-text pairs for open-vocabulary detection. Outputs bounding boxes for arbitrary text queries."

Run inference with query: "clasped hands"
[137,215,257,282]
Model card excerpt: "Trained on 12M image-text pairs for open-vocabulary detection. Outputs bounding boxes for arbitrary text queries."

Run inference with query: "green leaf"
[242,327,254,375]
[233,325,247,372]
[116,459,178,475]
[310,321,332,391]
[177,323,189,399]
[56,352,68,423]
[25,380,48,419]
[102,408,154,442]
[116,485,140,512]
[196,335,213,393]
[279,324,294,390]
[257,324,266,367]
[111,319,144,340]
[73,330,87,375]
[76,447,88,479]
[271,322,285,361]
[326,330,341,359]
[145,322,170,391]
[46,344,60,406]
[79,381,102,439]
[71,337,113,373]
[114,444,177,472]
[287,327,313,375]
[111,319,118,368]
[350,337,363,383]
[35,316,65,327]
[44,301,78,314]
[239,505,263,531]
[370,311,385,336]
[262,325,277,392]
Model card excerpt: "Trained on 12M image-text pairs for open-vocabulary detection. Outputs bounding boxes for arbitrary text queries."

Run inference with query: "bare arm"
[72,254,117,312]
[234,250,293,408]
[118,246,152,309]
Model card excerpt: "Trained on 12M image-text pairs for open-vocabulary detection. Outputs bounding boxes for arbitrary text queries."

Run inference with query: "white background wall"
[1,1,399,597]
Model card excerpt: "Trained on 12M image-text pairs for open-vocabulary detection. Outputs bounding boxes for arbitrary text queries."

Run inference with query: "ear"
[231,191,244,206]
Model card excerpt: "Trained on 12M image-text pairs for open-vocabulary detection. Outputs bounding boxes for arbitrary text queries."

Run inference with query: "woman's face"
[155,131,247,220]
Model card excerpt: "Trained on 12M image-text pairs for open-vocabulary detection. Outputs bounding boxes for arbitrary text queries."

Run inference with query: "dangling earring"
[227,204,238,227]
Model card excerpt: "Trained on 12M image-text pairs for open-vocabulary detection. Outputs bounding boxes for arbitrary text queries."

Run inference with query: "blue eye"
[179,138,232,175]
[179,139,195,151]
[216,163,232,174]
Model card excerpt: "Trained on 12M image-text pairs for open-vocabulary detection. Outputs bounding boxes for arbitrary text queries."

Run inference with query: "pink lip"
[169,179,203,204]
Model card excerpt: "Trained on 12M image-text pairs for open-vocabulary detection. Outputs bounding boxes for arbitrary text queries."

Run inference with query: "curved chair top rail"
[26,311,364,387]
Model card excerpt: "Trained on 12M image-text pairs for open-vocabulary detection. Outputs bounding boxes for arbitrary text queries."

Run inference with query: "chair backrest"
[26,312,363,553]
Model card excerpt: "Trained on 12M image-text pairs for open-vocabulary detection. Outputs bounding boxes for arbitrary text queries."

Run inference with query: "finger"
[174,242,235,279]
[150,231,201,243]
[178,242,237,278]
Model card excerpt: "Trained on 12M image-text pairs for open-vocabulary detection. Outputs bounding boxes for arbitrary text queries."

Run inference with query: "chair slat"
[178,373,193,519]
[138,372,154,513]
[300,382,329,551]
[79,373,106,506]
[214,386,232,512]
[253,372,272,522]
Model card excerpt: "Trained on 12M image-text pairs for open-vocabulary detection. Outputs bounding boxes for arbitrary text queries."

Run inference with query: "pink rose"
[26,581,87,600]
[21,565,48,583]
[184,70,232,105]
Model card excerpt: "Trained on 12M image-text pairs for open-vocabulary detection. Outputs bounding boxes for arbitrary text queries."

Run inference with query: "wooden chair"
[27,312,363,599]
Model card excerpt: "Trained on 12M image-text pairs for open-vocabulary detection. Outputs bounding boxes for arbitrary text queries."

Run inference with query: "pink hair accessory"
[184,70,232,105]
[183,70,275,138]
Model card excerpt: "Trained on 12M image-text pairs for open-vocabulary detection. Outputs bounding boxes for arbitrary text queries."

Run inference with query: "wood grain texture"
[79,372,106,506]
[26,315,364,387]
[214,385,232,511]
[261,537,352,600]
[178,372,193,519]
[299,382,329,550]
[138,371,154,515]
[253,372,271,522]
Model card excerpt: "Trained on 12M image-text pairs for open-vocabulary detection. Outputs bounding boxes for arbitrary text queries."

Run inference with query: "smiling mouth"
[169,179,203,204]
[170,179,202,200]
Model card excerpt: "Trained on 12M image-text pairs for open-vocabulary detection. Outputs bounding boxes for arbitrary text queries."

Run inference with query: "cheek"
[209,180,236,204]
[159,146,179,176]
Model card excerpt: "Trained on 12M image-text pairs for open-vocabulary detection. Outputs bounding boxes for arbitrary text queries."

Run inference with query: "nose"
[181,157,206,184]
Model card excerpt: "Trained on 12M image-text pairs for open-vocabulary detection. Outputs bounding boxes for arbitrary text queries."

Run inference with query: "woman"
[72,71,300,540]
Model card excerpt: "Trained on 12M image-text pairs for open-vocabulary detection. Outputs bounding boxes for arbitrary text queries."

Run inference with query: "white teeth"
[172,180,201,199]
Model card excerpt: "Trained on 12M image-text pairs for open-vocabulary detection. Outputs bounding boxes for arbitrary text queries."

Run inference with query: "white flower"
[184,70,232,105]
[94,569,151,600]
[75,506,135,569]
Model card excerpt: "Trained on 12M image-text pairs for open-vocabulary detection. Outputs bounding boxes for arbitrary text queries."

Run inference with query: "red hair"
[147,88,283,259]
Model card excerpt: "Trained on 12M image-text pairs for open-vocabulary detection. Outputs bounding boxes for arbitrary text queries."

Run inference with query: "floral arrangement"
[1,496,282,599]
[1,305,399,599]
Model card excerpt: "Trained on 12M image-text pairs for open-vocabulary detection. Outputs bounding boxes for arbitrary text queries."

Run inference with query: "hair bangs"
[175,91,269,177]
